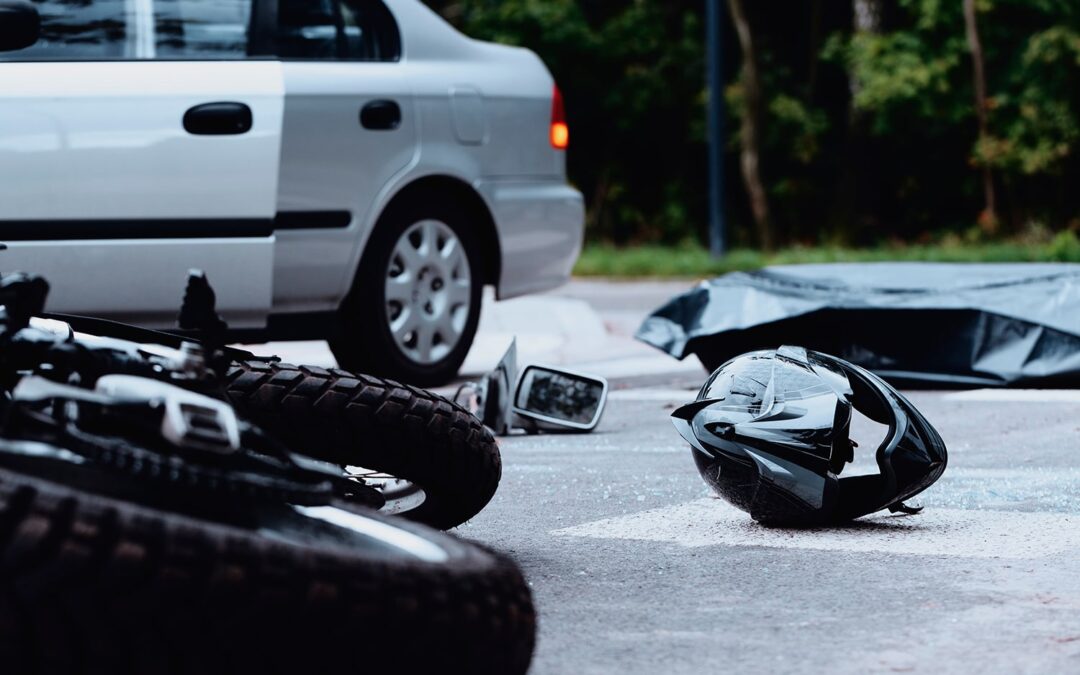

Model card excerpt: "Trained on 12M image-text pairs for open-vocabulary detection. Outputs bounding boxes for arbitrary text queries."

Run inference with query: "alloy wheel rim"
[384,219,472,365]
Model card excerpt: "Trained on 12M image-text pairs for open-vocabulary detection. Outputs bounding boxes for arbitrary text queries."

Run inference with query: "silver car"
[0,0,584,384]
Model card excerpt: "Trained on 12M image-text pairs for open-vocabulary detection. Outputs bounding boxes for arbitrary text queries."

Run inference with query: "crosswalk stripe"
[552,498,1080,559]
[943,389,1080,403]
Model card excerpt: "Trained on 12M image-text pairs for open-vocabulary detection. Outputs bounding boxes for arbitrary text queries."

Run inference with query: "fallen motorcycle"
[12,271,499,529]
[0,273,535,674]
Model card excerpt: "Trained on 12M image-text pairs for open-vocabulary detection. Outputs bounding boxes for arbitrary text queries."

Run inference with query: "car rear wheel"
[332,201,483,386]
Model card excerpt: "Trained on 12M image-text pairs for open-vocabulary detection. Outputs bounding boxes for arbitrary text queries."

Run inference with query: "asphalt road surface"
[268,279,1080,673]
[460,386,1080,674]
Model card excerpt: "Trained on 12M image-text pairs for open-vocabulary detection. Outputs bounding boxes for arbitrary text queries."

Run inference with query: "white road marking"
[944,389,1080,403]
[552,498,1080,559]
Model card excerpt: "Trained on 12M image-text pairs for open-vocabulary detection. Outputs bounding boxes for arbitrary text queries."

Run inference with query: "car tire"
[331,200,483,387]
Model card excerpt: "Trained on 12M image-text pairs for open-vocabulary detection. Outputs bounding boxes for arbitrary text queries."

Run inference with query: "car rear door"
[0,0,282,328]
[269,0,417,311]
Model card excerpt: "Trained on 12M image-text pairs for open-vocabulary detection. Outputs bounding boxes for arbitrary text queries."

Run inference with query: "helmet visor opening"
[843,407,891,476]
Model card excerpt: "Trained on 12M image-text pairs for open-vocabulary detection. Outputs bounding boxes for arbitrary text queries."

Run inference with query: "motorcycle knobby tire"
[0,467,534,675]
[225,361,501,529]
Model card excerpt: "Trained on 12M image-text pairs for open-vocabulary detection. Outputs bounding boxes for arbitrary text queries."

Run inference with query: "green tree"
[427,0,1080,248]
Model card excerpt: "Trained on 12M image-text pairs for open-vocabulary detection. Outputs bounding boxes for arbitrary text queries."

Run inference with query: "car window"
[274,0,400,62]
[0,0,253,61]
[1,0,129,60]
[154,0,253,59]
[0,0,398,62]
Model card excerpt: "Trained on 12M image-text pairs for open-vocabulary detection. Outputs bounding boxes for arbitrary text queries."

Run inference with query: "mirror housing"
[512,365,608,433]
[0,1,39,52]
[478,338,516,435]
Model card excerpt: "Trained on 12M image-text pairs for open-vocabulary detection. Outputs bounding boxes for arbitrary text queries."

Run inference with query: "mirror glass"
[515,367,605,425]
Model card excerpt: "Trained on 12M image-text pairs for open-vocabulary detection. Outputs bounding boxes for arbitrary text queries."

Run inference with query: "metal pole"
[706,0,726,257]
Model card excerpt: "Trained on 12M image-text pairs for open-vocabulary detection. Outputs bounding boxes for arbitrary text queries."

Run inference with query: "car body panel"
[0,61,283,219]
[0,60,283,326]
[7,238,274,328]
[478,179,584,299]
[273,60,419,312]
[0,0,583,332]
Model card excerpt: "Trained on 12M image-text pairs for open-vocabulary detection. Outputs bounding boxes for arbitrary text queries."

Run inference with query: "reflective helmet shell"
[672,346,947,525]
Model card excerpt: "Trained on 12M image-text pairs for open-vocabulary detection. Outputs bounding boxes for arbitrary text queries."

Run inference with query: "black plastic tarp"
[636,263,1080,388]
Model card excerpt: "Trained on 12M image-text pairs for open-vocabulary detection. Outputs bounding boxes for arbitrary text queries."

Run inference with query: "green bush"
[574,237,1080,278]
[1048,230,1080,261]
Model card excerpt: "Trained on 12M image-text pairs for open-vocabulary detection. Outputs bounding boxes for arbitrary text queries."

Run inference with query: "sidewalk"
[460,286,703,382]
[242,280,705,385]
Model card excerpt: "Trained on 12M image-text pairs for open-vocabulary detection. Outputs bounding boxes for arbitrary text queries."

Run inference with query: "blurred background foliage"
[423,0,1080,252]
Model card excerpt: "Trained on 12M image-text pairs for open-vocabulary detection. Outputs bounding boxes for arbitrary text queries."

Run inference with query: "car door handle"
[360,100,401,130]
[183,102,253,135]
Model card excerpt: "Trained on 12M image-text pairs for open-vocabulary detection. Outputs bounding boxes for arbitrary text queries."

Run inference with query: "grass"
[573,231,1080,278]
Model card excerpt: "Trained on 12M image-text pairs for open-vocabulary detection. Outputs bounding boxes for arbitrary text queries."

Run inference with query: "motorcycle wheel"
[225,360,500,530]
[0,460,534,675]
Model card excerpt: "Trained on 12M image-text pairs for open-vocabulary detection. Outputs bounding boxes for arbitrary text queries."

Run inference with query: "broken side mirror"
[0,1,40,53]
[512,365,608,433]
[478,337,516,436]
[458,340,608,435]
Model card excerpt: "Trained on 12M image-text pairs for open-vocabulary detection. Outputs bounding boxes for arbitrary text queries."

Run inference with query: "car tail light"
[550,85,569,150]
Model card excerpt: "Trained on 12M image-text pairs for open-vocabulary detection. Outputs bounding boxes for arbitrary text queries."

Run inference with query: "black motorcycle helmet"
[672,346,947,525]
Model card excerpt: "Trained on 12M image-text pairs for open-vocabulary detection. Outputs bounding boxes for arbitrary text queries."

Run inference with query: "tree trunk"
[962,0,998,231]
[806,0,823,98]
[726,0,773,250]
[853,0,882,42]
[830,0,883,245]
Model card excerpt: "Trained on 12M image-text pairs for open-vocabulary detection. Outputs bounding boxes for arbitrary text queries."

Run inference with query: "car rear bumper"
[478,178,585,300]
